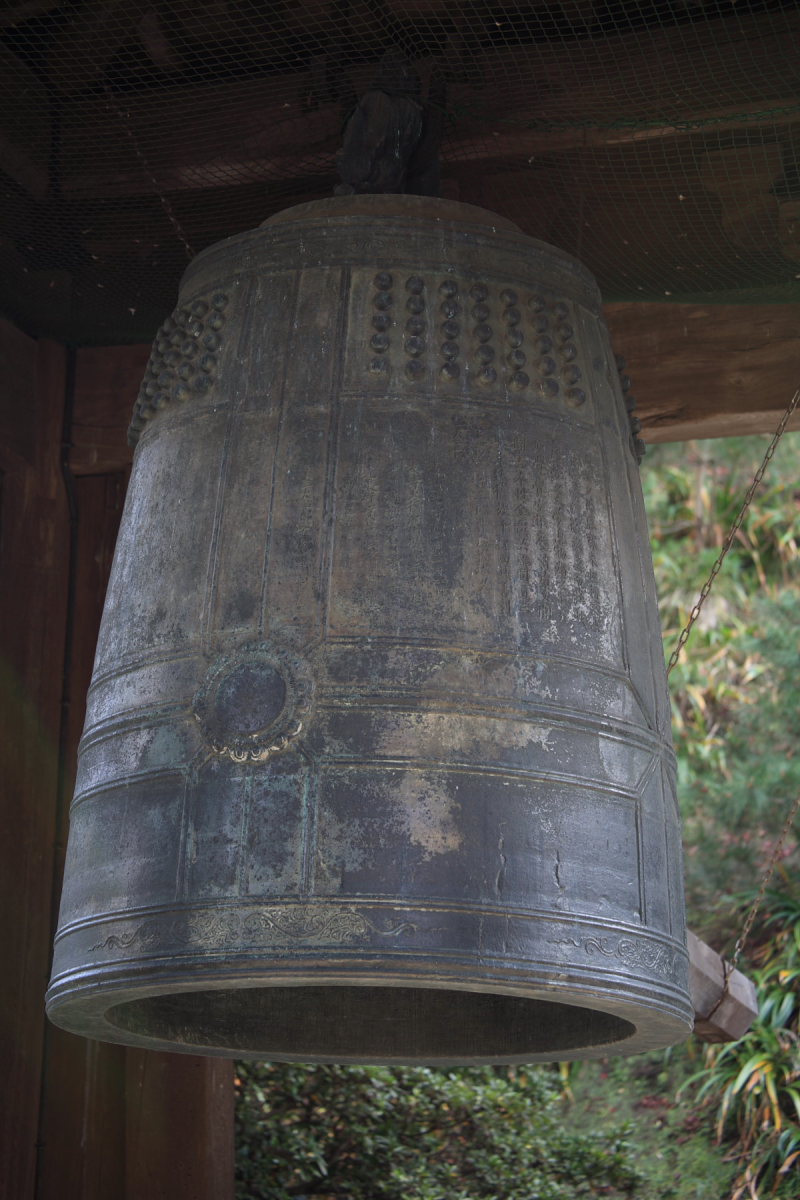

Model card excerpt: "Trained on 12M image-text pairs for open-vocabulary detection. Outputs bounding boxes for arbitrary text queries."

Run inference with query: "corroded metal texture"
[47,195,692,1063]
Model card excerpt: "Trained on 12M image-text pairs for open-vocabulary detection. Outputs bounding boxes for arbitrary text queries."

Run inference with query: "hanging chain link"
[659,385,800,1012]
[666,386,800,678]
[103,85,196,262]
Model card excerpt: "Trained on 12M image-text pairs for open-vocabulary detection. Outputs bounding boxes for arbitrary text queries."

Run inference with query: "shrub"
[235,1061,641,1199]
[683,884,800,1199]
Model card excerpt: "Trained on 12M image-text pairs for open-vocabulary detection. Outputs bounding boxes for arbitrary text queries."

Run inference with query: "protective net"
[1,0,799,344]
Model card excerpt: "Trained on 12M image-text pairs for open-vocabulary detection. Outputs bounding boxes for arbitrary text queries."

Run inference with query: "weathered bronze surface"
[46,195,692,1062]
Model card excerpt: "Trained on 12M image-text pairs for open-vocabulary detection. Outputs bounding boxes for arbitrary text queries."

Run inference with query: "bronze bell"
[46,196,692,1063]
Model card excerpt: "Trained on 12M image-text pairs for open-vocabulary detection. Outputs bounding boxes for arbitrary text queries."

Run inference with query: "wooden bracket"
[688,929,759,1044]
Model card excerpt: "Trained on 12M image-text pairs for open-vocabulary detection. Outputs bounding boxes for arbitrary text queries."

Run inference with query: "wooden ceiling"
[0,0,798,438]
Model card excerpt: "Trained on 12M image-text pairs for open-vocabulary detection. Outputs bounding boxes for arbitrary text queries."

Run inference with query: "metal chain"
[103,85,195,262]
[661,386,800,1017]
[666,386,800,677]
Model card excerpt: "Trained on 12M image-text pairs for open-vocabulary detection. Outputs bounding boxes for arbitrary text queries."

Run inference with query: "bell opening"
[106,985,636,1063]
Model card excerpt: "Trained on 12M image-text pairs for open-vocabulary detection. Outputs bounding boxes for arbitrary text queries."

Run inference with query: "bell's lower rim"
[46,964,692,1065]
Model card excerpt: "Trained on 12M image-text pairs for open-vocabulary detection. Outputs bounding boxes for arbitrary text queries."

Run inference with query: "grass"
[562,1047,738,1199]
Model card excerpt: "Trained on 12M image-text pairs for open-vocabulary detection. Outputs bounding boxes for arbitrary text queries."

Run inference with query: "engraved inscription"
[506,436,618,652]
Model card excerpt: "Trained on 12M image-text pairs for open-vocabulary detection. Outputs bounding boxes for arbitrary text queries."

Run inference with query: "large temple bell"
[46,195,692,1062]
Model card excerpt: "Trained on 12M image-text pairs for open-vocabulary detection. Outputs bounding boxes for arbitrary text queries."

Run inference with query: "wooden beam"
[58,9,800,200]
[0,1,60,27]
[524,13,800,130]
[61,87,343,199]
[606,303,800,443]
[45,0,149,96]
[0,130,49,199]
[0,46,50,198]
[0,316,38,465]
[60,99,800,200]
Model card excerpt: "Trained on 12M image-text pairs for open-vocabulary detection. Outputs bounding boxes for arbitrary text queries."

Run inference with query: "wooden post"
[0,326,70,1199]
[126,1052,235,1200]
[0,324,235,1199]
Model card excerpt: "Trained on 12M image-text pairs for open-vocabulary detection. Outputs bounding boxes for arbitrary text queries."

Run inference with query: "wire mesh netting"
[1,0,799,343]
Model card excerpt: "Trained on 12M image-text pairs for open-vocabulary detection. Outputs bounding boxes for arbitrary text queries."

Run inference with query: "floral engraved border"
[90,904,415,954]
[545,934,681,979]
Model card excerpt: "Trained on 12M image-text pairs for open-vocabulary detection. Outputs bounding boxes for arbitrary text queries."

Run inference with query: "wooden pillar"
[0,322,234,1199]
[126,1052,235,1200]
[36,471,129,1200]
[0,324,71,1198]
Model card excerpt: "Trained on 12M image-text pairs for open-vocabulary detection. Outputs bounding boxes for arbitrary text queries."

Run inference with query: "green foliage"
[643,436,800,936]
[682,884,800,1199]
[563,1047,738,1200]
[566,436,800,1200]
[235,1062,641,1199]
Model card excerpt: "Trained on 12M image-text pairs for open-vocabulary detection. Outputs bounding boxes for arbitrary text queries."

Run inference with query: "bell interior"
[106,985,635,1063]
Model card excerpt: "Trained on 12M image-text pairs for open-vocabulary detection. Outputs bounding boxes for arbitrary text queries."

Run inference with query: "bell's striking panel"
[47,195,692,1062]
